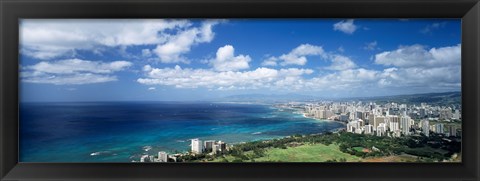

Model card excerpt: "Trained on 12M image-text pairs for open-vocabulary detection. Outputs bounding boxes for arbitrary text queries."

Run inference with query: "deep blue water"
[20,102,344,162]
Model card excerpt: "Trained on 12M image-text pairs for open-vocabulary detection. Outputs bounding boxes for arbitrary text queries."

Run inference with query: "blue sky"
[19,19,461,102]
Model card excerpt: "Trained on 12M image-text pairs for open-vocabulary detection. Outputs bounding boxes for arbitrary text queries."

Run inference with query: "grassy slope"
[212,143,362,162]
[255,144,362,162]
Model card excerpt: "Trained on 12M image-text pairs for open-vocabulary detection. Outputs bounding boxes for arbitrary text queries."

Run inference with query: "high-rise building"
[218,141,227,152]
[339,114,349,122]
[400,116,412,135]
[204,140,215,152]
[211,141,227,154]
[374,116,385,130]
[347,120,360,133]
[448,125,456,137]
[421,120,430,137]
[158,151,168,162]
[376,123,386,136]
[389,120,399,133]
[365,125,374,135]
[368,114,375,128]
[453,109,460,120]
[435,123,444,134]
[419,108,426,118]
[387,116,400,132]
[191,138,203,154]
[355,111,363,120]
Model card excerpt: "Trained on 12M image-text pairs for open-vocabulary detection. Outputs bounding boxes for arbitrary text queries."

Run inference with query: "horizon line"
[20,90,461,103]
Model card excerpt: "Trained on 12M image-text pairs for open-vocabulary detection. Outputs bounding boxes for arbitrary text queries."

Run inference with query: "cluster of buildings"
[139,151,180,163]
[303,101,461,138]
[191,138,228,155]
[138,138,228,162]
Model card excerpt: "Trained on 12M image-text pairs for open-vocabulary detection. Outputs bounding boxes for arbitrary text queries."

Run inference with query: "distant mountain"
[214,91,461,106]
[214,93,321,103]
[346,91,461,106]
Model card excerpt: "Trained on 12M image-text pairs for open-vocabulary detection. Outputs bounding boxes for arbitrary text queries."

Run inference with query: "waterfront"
[20,102,344,162]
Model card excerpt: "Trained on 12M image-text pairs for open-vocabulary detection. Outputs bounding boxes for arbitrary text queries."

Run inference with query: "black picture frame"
[1,0,479,180]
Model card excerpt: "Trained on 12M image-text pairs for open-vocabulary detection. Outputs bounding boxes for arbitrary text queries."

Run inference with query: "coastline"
[301,112,348,126]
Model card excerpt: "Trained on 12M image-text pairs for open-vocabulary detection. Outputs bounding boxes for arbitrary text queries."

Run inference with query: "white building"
[453,109,460,120]
[191,138,203,154]
[400,116,412,135]
[389,120,399,133]
[376,123,387,136]
[158,151,168,162]
[140,155,150,162]
[347,120,361,133]
[421,120,430,137]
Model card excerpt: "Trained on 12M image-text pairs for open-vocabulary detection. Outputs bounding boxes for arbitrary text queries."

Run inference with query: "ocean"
[19,102,344,162]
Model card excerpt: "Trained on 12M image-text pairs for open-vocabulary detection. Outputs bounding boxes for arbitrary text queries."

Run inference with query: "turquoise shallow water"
[20,102,345,162]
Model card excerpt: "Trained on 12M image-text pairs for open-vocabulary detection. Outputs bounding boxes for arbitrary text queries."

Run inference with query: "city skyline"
[20,19,461,102]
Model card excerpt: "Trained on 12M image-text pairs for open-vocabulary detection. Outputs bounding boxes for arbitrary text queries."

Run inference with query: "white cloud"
[21,59,132,85]
[374,44,460,68]
[305,63,460,93]
[136,44,460,96]
[136,41,460,94]
[363,41,379,51]
[148,87,156,91]
[420,22,447,34]
[306,68,379,90]
[22,73,119,85]
[261,56,279,66]
[325,55,357,71]
[20,19,190,60]
[26,59,132,74]
[261,44,325,66]
[377,66,461,90]
[210,45,251,71]
[369,44,461,92]
[152,20,221,63]
[333,19,357,34]
[20,19,222,62]
[137,65,313,90]
[142,49,152,57]
[262,44,357,71]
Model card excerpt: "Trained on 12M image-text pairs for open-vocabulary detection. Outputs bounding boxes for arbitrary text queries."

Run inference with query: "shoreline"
[301,112,348,126]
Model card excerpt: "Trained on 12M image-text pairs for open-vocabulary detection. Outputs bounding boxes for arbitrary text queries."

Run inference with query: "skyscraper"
[400,116,412,135]
[421,120,430,137]
[374,116,385,130]
[158,151,168,162]
[204,140,215,152]
[191,138,203,154]
[435,123,444,134]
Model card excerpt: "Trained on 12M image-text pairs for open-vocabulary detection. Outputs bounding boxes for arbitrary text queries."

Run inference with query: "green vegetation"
[178,131,461,162]
[254,144,362,162]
